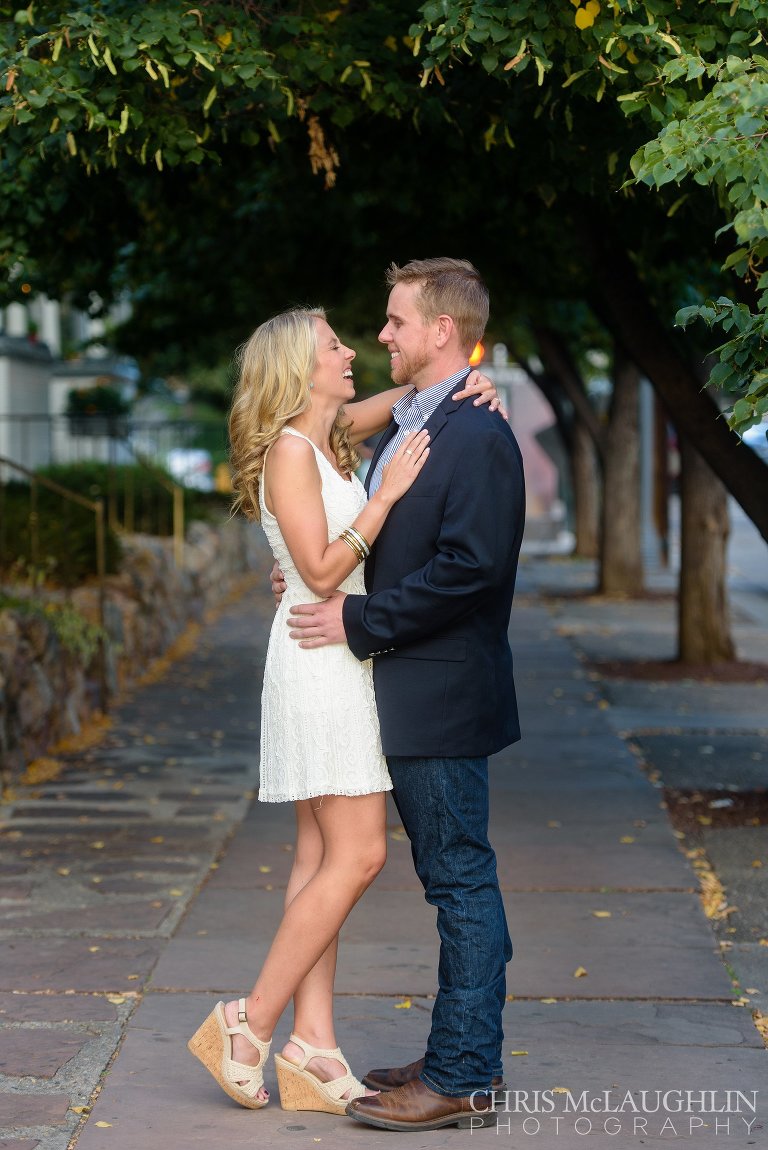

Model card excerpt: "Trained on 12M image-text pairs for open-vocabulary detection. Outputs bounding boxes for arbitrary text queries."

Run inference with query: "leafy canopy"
[409,0,768,429]
[1,0,767,429]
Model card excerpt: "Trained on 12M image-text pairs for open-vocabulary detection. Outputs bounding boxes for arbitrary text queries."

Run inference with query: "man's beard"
[391,343,430,386]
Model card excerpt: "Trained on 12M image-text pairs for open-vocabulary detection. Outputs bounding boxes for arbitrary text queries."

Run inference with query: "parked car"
[165,448,214,491]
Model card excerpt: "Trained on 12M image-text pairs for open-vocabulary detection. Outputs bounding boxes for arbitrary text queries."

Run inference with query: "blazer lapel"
[422,391,466,444]
[365,386,468,495]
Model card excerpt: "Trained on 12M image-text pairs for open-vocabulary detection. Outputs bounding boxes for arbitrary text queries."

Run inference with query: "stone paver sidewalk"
[0,586,271,1150]
[1,548,766,1149]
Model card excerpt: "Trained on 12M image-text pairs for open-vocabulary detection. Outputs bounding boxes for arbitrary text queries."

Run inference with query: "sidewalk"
[1,535,766,1149]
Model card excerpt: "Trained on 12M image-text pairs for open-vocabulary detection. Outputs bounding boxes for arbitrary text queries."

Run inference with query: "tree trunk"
[580,220,768,544]
[678,437,735,663]
[600,353,643,596]
[572,417,600,559]
[653,396,670,567]
[529,326,604,561]
[533,325,603,451]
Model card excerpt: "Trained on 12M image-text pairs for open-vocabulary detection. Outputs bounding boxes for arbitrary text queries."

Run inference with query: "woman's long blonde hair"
[229,307,360,522]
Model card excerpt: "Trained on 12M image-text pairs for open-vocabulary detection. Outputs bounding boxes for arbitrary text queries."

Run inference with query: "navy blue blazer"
[342,391,525,758]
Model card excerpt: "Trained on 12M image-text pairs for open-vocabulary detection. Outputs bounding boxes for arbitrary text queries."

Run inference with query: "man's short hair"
[386,258,489,352]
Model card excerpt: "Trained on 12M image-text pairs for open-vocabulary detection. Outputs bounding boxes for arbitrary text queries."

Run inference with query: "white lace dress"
[257,427,392,802]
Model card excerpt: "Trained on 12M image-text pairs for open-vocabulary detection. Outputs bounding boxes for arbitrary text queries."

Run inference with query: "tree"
[630,52,768,435]
[411,0,768,434]
[2,0,766,664]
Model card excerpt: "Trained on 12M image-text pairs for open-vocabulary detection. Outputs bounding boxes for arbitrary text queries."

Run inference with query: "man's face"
[378,281,432,387]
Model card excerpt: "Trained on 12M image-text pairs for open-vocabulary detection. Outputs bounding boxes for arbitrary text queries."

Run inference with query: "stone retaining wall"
[0,516,269,781]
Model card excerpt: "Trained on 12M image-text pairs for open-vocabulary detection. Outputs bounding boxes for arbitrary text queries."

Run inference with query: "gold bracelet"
[340,528,367,561]
[345,525,371,558]
[339,530,366,564]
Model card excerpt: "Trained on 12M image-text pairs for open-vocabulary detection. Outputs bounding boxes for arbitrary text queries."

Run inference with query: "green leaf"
[562,69,588,89]
[708,361,732,387]
[732,397,754,423]
[675,305,704,328]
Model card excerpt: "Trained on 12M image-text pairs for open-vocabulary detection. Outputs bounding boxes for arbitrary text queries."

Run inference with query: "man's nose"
[378,325,390,344]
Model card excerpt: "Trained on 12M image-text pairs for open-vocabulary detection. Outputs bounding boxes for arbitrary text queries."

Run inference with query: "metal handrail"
[0,411,225,566]
[0,454,108,711]
[117,440,185,568]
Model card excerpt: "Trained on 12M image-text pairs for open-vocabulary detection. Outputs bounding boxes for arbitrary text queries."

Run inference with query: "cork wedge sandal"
[187,998,271,1109]
[274,1034,369,1115]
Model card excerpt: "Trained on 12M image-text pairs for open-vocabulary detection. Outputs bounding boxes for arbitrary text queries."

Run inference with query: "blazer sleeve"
[342,425,524,659]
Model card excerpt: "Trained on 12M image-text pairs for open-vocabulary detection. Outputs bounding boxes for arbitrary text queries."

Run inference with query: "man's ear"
[435,314,454,348]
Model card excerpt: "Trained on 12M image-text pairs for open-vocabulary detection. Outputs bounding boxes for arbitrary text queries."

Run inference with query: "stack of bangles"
[339,526,370,564]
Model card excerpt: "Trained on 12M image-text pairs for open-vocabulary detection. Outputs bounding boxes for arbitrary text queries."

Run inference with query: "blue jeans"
[387,756,512,1097]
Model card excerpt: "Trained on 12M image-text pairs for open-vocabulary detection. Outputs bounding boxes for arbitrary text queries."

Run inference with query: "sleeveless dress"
[257,427,392,802]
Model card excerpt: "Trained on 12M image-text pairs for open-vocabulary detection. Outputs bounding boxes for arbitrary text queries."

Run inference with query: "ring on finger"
[405,449,414,456]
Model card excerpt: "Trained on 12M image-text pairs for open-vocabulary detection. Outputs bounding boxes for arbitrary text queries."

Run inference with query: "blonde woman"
[188,307,500,1116]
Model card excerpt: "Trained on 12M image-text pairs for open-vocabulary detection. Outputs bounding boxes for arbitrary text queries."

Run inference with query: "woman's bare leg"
[280,801,377,1095]
[286,800,339,1046]
[224,792,387,1100]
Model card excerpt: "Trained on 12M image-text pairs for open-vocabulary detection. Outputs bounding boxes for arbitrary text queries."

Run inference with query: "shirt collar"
[392,367,471,426]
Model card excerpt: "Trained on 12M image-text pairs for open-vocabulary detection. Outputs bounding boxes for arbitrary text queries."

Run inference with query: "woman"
[188,307,500,1115]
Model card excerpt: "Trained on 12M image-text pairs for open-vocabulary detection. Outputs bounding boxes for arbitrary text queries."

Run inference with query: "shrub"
[65,385,131,418]
[0,462,231,585]
[0,478,121,586]
[41,461,175,536]
[0,592,106,663]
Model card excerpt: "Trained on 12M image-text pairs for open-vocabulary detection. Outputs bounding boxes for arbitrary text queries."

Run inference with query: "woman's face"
[311,318,356,403]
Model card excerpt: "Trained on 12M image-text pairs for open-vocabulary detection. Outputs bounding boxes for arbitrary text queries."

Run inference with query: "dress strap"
[280,427,338,474]
[263,428,318,486]
[281,427,317,448]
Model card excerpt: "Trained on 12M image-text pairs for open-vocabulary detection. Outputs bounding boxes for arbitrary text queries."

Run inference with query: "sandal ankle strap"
[221,1000,271,1057]
[288,1032,348,1071]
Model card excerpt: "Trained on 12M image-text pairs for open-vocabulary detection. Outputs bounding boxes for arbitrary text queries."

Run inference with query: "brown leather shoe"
[362,1056,504,1093]
[346,1076,497,1131]
[361,1057,427,1091]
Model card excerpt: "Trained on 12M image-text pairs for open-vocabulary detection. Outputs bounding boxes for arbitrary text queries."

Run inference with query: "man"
[287,257,525,1132]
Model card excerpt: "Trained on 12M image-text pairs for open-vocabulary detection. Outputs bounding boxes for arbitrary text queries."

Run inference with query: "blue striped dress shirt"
[367,367,471,496]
